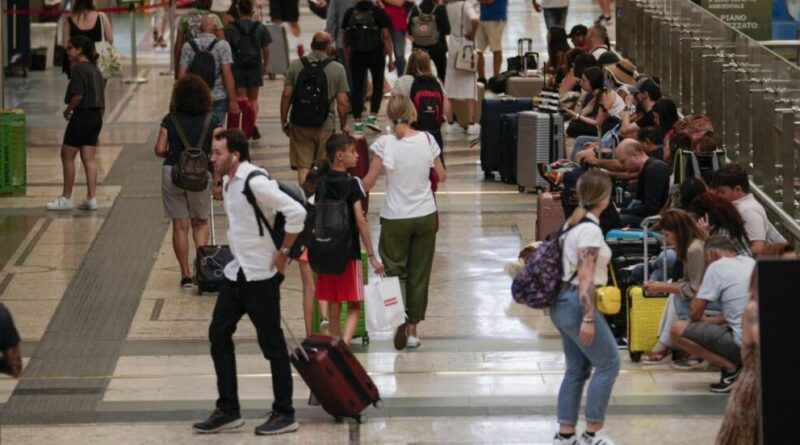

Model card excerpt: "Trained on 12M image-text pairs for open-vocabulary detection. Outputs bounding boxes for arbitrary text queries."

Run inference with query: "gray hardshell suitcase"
[517,111,564,192]
[265,22,290,77]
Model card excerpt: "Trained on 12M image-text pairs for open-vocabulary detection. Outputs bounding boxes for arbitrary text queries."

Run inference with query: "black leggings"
[430,50,447,82]
[350,50,386,119]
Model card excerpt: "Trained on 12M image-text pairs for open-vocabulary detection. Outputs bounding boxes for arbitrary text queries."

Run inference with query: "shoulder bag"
[95,13,123,79]
[453,1,476,72]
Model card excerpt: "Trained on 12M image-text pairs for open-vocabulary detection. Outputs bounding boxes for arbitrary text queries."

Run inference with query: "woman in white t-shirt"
[551,170,620,445]
[363,95,447,350]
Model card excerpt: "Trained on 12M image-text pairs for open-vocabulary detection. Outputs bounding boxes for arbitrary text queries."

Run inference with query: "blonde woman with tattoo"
[551,170,620,445]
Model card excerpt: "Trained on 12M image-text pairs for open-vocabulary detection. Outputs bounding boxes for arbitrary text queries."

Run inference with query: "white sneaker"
[445,122,464,134]
[406,335,421,348]
[78,197,98,211]
[553,433,578,445]
[580,431,616,445]
[467,123,481,135]
[45,196,74,211]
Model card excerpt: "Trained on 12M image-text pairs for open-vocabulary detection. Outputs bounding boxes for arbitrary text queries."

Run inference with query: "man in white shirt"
[711,163,786,256]
[670,236,754,394]
[587,24,610,59]
[193,130,306,436]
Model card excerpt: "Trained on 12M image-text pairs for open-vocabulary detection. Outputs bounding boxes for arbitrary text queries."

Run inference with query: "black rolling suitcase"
[480,97,533,180]
[499,113,519,184]
[195,197,234,295]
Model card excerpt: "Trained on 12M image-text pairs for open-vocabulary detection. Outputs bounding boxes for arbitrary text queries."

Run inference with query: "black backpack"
[410,75,444,133]
[170,113,212,192]
[188,39,219,89]
[346,7,381,52]
[232,21,262,69]
[290,57,333,128]
[243,170,309,260]
[307,175,354,275]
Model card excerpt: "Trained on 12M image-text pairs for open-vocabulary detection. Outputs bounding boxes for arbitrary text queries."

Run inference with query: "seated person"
[614,139,671,227]
[619,77,661,139]
[670,236,754,393]
[711,163,786,256]
[571,126,661,180]
[0,303,22,378]
[638,126,663,160]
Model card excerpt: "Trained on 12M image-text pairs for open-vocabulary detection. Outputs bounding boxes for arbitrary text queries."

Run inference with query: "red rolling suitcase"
[290,334,381,422]
[347,134,370,213]
[226,97,256,139]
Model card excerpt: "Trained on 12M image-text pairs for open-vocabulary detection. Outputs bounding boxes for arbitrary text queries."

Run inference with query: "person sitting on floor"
[670,235,754,394]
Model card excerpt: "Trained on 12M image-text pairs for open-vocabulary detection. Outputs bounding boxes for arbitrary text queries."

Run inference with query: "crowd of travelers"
[5,0,789,444]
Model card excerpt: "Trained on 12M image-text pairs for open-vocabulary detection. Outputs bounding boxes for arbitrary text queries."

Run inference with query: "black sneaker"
[192,408,244,433]
[254,411,299,435]
[180,277,193,289]
[709,367,742,393]
[252,125,261,140]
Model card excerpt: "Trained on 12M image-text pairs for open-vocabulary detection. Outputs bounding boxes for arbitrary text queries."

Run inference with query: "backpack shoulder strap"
[196,113,213,150]
[233,20,246,35]
[300,56,311,70]
[206,39,219,51]
[170,114,193,151]
[188,39,201,53]
[317,58,332,70]
[243,170,272,238]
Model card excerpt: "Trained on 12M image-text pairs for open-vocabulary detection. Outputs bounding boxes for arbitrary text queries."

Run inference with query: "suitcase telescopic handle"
[209,195,217,246]
[280,314,309,361]
[640,215,663,283]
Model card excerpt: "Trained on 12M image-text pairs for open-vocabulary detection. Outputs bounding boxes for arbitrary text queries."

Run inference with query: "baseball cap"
[630,77,661,96]
[568,25,588,38]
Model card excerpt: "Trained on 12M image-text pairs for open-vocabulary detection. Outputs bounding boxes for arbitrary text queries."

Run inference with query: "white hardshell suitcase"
[517,111,565,192]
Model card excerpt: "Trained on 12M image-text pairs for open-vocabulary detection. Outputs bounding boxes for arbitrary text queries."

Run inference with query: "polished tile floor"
[0,2,729,444]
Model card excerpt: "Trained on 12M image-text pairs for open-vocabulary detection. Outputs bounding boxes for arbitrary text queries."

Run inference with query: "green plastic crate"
[0,110,26,194]
[311,251,369,344]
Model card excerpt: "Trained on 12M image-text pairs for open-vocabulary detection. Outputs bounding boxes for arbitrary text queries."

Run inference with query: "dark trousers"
[350,50,386,119]
[209,269,294,416]
[432,130,445,166]
[430,50,447,82]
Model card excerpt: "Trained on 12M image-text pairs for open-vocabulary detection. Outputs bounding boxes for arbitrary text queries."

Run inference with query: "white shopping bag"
[365,276,406,333]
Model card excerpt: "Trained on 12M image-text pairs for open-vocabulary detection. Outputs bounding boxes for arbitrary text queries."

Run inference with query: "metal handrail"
[750,182,800,242]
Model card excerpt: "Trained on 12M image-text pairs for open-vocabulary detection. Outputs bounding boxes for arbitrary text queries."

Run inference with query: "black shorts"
[64,108,103,148]
[233,66,264,88]
[269,0,299,22]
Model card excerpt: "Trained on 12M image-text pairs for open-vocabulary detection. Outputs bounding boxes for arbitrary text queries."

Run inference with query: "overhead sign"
[701,0,772,40]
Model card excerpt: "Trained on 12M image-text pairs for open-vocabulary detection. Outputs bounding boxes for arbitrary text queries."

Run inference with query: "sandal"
[671,356,706,370]
[641,350,671,365]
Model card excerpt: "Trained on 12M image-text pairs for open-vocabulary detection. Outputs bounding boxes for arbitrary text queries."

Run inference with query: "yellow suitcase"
[625,215,669,362]
[626,286,668,362]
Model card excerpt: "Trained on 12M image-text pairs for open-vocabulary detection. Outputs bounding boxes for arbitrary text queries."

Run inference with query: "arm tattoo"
[577,247,599,318]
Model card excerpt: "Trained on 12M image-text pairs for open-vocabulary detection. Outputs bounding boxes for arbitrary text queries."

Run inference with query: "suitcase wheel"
[483,171,495,181]
[518,186,525,193]
[268,73,277,80]
[354,414,364,424]
[373,399,383,409]
[629,351,642,362]
[362,334,370,345]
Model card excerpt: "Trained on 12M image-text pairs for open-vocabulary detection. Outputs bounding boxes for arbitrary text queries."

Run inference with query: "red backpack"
[410,75,444,133]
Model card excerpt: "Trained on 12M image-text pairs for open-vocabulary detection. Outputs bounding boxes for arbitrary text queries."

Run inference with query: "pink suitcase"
[536,192,565,240]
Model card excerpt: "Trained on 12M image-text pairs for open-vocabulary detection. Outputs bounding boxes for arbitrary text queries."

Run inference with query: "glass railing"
[617,0,800,244]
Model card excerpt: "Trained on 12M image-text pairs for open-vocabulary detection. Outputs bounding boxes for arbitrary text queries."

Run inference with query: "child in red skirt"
[300,161,329,335]
[313,135,384,345]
